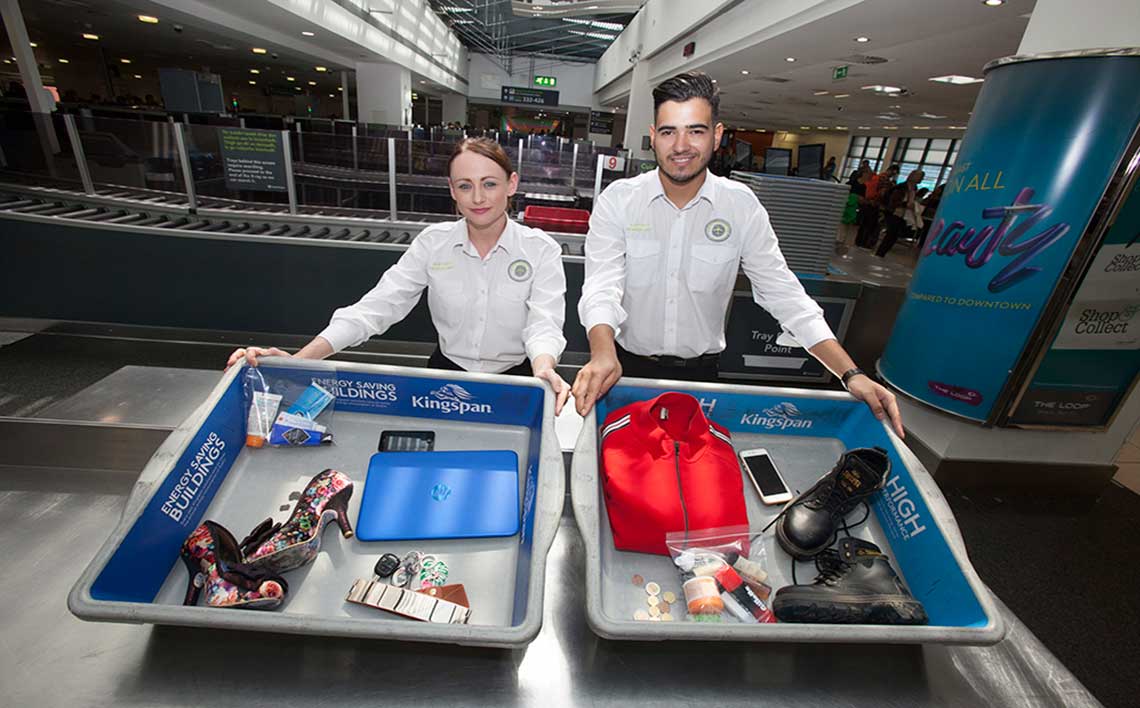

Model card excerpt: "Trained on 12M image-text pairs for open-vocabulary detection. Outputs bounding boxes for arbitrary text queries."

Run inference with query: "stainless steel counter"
[0,464,1100,708]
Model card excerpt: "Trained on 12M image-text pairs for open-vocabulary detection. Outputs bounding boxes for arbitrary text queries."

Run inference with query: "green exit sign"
[832,65,849,80]
[534,75,557,88]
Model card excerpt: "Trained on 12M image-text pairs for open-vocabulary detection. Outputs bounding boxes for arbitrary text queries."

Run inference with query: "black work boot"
[775,446,890,559]
[772,538,928,625]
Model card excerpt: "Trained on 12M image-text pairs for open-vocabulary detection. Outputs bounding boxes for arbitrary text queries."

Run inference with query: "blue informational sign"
[880,55,1140,421]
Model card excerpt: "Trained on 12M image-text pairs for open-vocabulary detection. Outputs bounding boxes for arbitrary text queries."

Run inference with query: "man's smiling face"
[650,97,724,186]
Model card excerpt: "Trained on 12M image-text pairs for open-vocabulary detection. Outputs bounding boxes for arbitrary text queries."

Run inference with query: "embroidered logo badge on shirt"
[705,218,731,242]
[430,261,455,271]
[508,259,533,282]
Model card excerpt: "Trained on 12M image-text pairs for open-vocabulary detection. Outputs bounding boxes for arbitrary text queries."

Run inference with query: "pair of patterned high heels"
[179,468,354,610]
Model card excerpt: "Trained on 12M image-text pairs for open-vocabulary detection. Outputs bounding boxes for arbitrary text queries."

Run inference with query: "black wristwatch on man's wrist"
[840,368,866,391]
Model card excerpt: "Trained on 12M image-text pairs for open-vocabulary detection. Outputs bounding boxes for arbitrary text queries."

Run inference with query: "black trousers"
[855,205,881,248]
[427,347,532,377]
[615,343,720,383]
[876,213,911,257]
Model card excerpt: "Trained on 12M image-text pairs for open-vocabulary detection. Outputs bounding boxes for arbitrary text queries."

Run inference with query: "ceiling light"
[138,15,159,24]
[295,86,301,90]
[862,84,902,94]
[133,74,142,79]
[857,126,871,130]
[315,66,327,72]
[82,33,99,40]
[834,93,850,98]
[58,58,69,64]
[286,76,295,81]
[983,0,1004,6]
[329,94,335,98]
[884,126,898,130]
[567,30,617,41]
[249,80,257,85]
[337,86,343,91]
[800,126,811,130]
[855,36,870,43]
[949,125,968,129]
[252,47,267,54]
[740,70,749,75]
[250,69,260,74]
[918,112,946,119]
[929,74,984,85]
[2,60,9,65]
[420,80,426,84]
[711,79,717,83]
[29,42,37,48]
[561,17,624,31]
[302,31,315,37]
[816,126,829,130]
[912,126,931,130]
[308,80,317,85]
[785,57,796,62]
[120,58,131,64]
[813,90,829,96]
[835,126,848,130]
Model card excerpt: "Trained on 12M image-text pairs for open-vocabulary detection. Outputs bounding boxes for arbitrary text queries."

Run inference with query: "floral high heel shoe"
[181,520,288,610]
[239,469,354,574]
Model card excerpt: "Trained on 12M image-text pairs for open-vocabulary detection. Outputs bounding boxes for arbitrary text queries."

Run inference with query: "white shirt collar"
[454,217,515,258]
[649,168,718,210]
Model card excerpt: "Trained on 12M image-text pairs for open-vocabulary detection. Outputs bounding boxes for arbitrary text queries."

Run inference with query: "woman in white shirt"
[227,138,570,414]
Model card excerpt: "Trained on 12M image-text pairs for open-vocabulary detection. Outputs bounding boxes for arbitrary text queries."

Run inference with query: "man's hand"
[846,375,904,439]
[571,351,622,417]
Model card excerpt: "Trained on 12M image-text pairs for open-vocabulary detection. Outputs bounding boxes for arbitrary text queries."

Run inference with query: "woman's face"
[448,150,518,229]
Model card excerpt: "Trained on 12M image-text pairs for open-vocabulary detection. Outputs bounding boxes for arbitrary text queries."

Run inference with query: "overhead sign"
[533,75,557,88]
[832,65,849,81]
[501,86,559,106]
[589,110,615,135]
[219,128,287,192]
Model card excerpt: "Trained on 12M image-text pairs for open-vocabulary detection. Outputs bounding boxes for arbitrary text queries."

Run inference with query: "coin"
[645,581,661,596]
[646,595,660,607]
[658,601,671,613]
[661,613,674,622]
[662,591,677,604]
[649,605,662,617]
[632,574,644,586]
[633,609,649,621]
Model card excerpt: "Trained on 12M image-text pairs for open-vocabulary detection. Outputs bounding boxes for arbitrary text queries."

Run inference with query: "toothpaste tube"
[269,411,334,446]
[286,382,334,420]
[245,391,282,448]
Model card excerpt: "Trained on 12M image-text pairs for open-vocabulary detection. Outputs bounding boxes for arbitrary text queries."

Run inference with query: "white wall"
[594,0,860,91]
[468,54,595,110]
[1018,0,1140,54]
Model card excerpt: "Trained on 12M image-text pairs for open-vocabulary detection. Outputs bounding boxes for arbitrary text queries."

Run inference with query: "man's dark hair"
[652,71,720,122]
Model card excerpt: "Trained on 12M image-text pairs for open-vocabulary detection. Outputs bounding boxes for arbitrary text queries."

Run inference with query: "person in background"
[917,183,945,249]
[848,159,870,185]
[876,170,925,258]
[226,138,571,414]
[823,156,837,181]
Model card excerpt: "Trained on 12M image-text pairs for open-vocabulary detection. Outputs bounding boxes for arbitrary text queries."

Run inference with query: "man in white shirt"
[571,71,903,437]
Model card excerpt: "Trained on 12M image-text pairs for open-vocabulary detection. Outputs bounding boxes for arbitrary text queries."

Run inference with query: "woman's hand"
[532,355,570,416]
[225,346,292,370]
[845,374,904,439]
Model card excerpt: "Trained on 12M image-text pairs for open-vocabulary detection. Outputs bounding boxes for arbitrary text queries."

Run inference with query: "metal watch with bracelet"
[840,367,867,391]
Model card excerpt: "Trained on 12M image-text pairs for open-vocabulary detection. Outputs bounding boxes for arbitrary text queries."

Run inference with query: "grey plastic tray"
[571,378,1006,645]
[69,359,564,648]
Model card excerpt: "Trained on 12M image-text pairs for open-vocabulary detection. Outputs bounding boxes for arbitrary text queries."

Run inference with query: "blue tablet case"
[356,450,520,541]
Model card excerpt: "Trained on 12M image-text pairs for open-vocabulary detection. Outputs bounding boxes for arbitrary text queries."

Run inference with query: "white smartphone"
[739,448,792,505]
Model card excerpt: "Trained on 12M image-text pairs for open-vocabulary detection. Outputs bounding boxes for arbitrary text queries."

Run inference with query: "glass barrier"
[78,115,189,195]
[183,122,288,208]
[0,112,84,190]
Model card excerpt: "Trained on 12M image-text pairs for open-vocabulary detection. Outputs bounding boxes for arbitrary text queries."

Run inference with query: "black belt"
[637,352,720,369]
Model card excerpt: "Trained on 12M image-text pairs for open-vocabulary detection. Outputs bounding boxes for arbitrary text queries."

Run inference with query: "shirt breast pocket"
[688,244,739,294]
[625,238,661,289]
[427,274,465,329]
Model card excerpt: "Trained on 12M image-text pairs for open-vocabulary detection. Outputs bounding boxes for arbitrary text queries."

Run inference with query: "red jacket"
[601,392,749,555]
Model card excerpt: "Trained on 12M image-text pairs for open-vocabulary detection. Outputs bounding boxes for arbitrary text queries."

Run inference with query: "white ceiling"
[611,0,1038,134]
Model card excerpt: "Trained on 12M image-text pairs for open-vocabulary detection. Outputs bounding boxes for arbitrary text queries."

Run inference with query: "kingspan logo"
[412,383,493,415]
[740,401,813,430]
